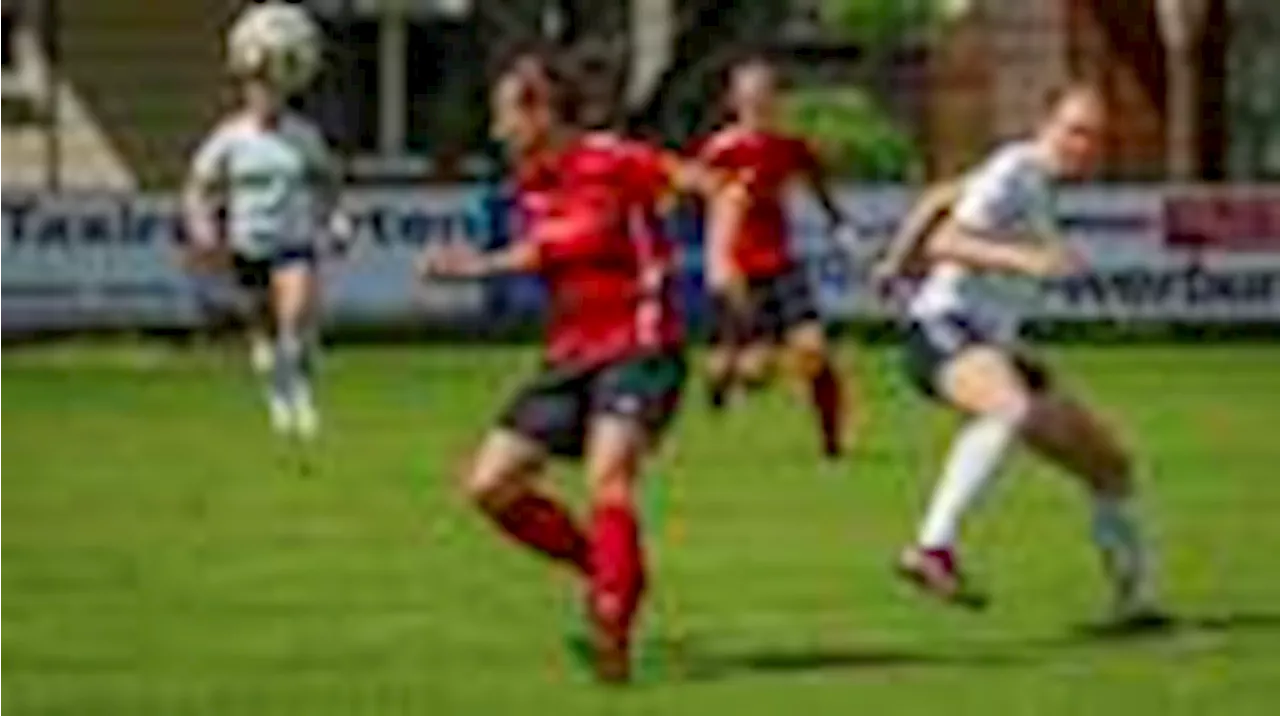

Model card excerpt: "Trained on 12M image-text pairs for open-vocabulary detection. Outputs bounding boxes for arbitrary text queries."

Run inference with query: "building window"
[404,17,485,162]
[294,0,487,181]
[2,8,16,70]
[296,16,382,154]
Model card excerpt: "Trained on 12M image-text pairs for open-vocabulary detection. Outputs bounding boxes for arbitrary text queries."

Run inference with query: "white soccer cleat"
[250,335,275,375]
[268,393,294,436]
[292,388,320,442]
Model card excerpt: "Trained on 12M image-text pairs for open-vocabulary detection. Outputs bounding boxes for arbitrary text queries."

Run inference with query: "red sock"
[589,502,646,641]
[811,361,844,457]
[488,493,588,573]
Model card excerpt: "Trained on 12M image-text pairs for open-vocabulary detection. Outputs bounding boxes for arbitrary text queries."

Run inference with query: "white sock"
[1091,495,1152,611]
[917,409,1023,549]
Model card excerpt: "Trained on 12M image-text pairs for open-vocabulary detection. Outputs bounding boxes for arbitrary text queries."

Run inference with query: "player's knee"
[588,462,634,507]
[785,325,828,378]
[736,348,773,387]
[705,349,735,382]
[462,446,529,511]
[586,421,643,506]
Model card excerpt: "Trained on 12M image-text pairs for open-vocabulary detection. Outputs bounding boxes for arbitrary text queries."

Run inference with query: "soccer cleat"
[895,545,989,611]
[588,592,632,684]
[250,334,275,375]
[707,383,730,412]
[292,389,320,442]
[267,393,294,436]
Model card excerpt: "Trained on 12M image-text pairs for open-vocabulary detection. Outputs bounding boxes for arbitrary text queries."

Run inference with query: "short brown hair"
[1041,80,1106,117]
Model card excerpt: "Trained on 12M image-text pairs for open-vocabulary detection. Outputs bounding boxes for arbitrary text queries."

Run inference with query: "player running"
[694,56,856,458]
[182,42,346,440]
[878,84,1165,626]
[420,60,744,682]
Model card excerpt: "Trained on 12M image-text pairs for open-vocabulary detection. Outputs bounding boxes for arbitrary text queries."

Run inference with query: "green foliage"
[783,87,921,180]
[823,0,948,46]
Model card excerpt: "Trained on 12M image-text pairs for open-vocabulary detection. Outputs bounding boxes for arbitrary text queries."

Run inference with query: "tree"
[823,0,959,49]
[783,87,921,180]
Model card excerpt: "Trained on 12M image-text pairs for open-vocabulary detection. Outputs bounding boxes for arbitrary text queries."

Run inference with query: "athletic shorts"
[902,312,1051,400]
[710,265,820,346]
[497,351,688,458]
[231,246,317,291]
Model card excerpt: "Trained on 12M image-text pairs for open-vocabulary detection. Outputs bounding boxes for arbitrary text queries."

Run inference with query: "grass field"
[4,341,1280,715]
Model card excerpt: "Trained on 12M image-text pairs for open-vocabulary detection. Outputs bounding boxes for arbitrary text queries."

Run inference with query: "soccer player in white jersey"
[182,58,344,440]
[877,84,1165,627]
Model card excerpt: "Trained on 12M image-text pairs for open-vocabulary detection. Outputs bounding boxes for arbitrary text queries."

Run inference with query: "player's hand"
[325,212,356,258]
[1029,243,1086,278]
[418,241,483,279]
[180,231,229,272]
[707,261,748,309]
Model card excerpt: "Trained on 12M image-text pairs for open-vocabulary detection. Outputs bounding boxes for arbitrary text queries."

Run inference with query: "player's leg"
[1018,377,1160,619]
[245,293,276,375]
[899,327,1032,606]
[230,254,276,375]
[268,250,321,437]
[462,427,588,573]
[582,353,686,682]
[733,340,776,390]
[782,321,847,458]
[704,292,740,410]
[777,268,849,458]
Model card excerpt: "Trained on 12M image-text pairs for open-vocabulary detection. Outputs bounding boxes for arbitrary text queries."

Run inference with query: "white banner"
[4,186,1278,333]
[1,190,487,332]
[793,186,1280,323]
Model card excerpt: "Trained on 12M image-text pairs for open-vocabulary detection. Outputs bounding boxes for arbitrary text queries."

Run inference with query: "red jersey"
[514,133,682,369]
[691,128,818,278]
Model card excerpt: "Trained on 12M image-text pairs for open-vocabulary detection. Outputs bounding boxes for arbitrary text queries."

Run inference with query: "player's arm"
[873,180,961,281]
[924,211,1078,278]
[799,144,849,231]
[418,239,539,279]
[924,157,1077,277]
[181,129,229,262]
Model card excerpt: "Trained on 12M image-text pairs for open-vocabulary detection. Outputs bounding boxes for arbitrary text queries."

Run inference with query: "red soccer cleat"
[895,545,989,611]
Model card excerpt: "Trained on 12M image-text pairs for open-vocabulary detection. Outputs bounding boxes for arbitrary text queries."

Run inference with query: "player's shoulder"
[207,112,255,141]
[974,140,1040,180]
[574,132,664,169]
[696,126,750,156]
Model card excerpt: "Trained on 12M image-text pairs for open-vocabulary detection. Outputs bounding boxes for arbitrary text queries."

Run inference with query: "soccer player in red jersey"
[420,60,744,682]
[694,56,857,458]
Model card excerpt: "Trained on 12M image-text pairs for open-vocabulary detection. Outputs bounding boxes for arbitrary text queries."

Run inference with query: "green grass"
[4,342,1280,715]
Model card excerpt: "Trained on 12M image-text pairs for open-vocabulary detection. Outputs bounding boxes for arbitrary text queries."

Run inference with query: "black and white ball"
[227,2,323,94]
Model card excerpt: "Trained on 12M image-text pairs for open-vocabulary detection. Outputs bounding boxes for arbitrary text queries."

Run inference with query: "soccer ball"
[227,2,323,94]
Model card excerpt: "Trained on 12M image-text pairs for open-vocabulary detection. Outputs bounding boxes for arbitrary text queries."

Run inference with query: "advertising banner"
[4,185,1278,333]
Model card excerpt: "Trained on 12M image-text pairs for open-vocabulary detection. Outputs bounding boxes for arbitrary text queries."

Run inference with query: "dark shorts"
[902,313,1051,400]
[231,247,317,292]
[497,352,688,458]
[710,265,820,346]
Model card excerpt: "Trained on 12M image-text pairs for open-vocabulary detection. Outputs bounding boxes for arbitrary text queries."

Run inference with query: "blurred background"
[4,0,1279,190]
[2,1,1278,335]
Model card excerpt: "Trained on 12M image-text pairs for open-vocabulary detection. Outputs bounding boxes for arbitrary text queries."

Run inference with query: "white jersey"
[908,141,1057,342]
[189,111,334,259]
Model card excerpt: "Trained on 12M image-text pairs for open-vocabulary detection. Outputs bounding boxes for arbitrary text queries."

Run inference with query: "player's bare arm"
[803,158,849,231]
[924,218,1080,277]
[181,172,224,268]
[418,239,540,279]
[874,181,961,282]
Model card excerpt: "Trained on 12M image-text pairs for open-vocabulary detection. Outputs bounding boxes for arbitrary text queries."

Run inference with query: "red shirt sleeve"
[622,141,674,206]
